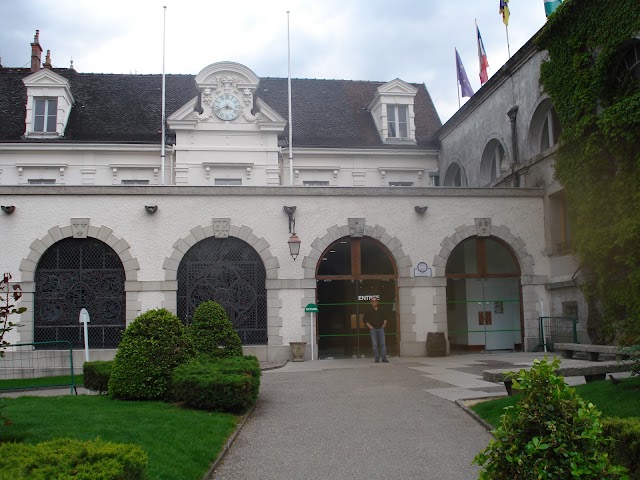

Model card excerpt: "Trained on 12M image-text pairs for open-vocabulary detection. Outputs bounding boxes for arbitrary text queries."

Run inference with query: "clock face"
[213,94,241,121]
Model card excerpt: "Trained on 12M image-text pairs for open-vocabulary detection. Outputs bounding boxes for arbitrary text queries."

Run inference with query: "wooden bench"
[553,342,632,361]
[483,360,636,395]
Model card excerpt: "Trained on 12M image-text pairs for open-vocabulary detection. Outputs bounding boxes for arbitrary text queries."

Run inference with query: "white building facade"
[0,32,563,363]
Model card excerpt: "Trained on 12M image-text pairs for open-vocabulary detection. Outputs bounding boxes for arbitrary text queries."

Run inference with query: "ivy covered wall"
[537,0,640,342]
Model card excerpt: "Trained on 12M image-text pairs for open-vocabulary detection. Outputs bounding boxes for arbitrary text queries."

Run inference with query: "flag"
[544,0,562,17]
[477,25,489,85]
[499,0,510,26]
[455,49,474,98]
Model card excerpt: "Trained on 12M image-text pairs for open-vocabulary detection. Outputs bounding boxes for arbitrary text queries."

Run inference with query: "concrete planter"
[289,342,306,362]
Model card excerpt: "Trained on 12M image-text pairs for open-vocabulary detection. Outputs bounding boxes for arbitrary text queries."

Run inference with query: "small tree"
[474,357,628,479]
[109,308,191,401]
[0,272,25,358]
[187,301,243,359]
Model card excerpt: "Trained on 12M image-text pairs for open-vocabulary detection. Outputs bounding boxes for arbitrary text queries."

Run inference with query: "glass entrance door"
[446,236,523,352]
[317,279,397,359]
[463,277,521,351]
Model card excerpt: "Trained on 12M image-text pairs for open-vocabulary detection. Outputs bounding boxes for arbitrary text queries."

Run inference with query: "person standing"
[365,297,388,363]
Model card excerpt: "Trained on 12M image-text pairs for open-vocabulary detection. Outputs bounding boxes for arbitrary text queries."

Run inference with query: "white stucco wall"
[0,185,547,361]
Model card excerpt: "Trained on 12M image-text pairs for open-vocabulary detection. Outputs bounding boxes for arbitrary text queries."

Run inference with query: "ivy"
[537,0,640,342]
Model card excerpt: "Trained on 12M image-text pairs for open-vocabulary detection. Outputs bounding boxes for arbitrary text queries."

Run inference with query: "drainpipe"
[507,106,519,187]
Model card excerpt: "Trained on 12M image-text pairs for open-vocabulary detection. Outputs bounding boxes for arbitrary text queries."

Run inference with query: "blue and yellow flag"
[499,0,510,26]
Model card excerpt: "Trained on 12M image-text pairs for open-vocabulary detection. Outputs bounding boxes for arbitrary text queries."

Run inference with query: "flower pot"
[289,341,306,362]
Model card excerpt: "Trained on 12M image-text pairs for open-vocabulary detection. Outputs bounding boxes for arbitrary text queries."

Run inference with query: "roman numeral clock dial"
[213,94,242,121]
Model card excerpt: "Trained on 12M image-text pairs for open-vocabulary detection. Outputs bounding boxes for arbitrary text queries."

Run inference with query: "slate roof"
[0,68,441,148]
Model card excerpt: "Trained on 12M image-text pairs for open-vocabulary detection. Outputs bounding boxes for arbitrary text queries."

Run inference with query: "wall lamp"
[283,206,301,260]
[414,205,428,215]
[1,206,16,214]
[145,205,158,214]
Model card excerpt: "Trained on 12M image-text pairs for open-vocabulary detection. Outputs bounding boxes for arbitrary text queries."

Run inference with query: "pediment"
[167,97,199,123]
[195,61,260,90]
[167,95,285,132]
[23,69,71,90]
[377,78,418,96]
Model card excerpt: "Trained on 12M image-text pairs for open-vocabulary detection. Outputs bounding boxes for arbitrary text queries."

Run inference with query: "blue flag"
[456,49,474,98]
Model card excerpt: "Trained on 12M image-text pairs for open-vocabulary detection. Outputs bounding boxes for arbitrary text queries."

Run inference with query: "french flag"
[477,25,489,85]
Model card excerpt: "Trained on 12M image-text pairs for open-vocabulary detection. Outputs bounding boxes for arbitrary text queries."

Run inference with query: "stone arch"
[525,96,561,159]
[301,223,412,280]
[431,223,534,278]
[442,161,467,186]
[18,223,139,343]
[163,223,280,347]
[163,223,278,282]
[479,136,508,186]
[430,222,538,350]
[300,223,415,355]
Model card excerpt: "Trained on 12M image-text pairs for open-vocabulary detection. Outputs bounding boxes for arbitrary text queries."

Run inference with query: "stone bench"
[483,360,636,395]
[553,342,632,361]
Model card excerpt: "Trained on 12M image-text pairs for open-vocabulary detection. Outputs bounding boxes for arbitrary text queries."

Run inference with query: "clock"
[213,94,242,121]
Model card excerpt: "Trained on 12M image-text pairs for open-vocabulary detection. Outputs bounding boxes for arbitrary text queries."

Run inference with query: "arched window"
[480,140,506,186]
[177,237,267,345]
[34,238,126,349]
[443,162,466,186]
[528,99,562,155]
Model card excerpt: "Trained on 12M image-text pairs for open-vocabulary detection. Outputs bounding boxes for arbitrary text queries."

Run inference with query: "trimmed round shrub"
[474,357,628,479]
[187,301,243,359]
[0,437,147,479]
[109,308,191,400]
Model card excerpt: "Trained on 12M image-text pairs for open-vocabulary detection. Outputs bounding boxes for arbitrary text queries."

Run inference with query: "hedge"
[0,437,147,479]
[172,355,261,413]
[603,417,640,479]
[82,361,113,394]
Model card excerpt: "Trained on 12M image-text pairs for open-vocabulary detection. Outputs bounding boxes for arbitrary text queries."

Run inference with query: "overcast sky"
[0,0,550,123]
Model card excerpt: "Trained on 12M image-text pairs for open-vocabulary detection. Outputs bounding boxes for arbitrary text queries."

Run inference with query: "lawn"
[0,375,83,391]
[0,395,238,480]
[471,375,640,428]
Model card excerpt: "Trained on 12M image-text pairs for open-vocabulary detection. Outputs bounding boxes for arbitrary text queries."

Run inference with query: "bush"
[474,357,628,479]
[109,308,191,401]
[83,361,113,394]
[187,301,243,359]
[603,417,640,479]
[172,355,261,413]
[0,437,147,479]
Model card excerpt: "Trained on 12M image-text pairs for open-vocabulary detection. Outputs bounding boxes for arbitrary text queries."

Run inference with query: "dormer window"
[368,78,417,144]
[387,105,408,138]
[23,69,73,138]
[34,98,58,133]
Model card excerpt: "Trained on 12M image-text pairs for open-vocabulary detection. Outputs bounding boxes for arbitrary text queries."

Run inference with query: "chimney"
[30,30,42,73]
[43,50,52,69]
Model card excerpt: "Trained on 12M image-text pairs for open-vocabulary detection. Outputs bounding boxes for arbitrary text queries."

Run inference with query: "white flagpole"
[287,11,294,186]
[161,6,167,185]
[506,24,511,58]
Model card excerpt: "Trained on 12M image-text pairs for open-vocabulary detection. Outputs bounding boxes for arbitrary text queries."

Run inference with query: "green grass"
[472,375,640,428]
[0,375,83,391]
[0,395,238,480]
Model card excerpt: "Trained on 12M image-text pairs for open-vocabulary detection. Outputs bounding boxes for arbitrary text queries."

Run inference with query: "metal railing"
[0,341,76,394]
[536,316,578,352]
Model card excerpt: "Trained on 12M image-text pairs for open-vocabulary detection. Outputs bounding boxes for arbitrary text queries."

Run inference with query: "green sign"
[305,303,319,313]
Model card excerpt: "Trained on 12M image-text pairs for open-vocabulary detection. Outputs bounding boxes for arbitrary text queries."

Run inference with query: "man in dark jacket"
[364,297,388,363]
